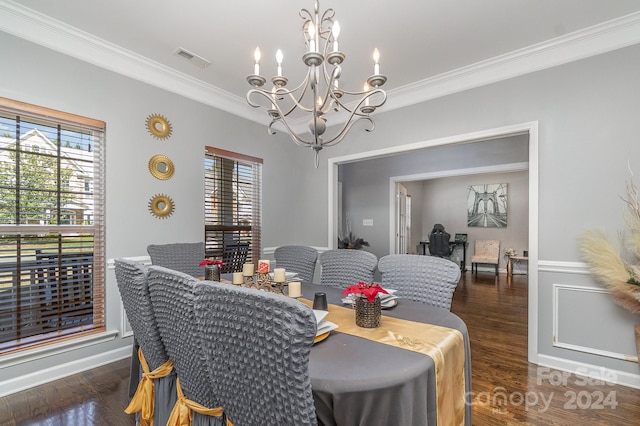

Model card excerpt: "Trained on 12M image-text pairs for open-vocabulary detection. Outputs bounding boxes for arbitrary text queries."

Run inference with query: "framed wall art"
[467,183,508,228]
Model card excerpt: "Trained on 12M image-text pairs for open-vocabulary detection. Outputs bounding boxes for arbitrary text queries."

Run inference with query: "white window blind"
[0,97,105,354]
[204,147,262,273]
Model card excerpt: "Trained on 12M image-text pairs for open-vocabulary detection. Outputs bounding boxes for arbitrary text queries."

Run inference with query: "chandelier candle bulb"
[373,48,380,75]
[332,21,341,51]
[364,83,370,106]
[254,47,261,75]
[276,49,283,76]
[233,272,244,284]
[308,22,316,52]
[273,268,286,282]
[243,262,254,276]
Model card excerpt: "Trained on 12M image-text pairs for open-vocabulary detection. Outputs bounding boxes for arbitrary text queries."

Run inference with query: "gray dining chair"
[114,258,177,426]
[274,245,318,282]
[194,280,317,425]
[378,254,461,310]
[147,266,231,425]
[147,242,205,277]
[319,249,377,288]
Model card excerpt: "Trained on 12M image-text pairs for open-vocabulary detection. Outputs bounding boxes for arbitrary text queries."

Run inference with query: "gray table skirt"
[302,283,472,426]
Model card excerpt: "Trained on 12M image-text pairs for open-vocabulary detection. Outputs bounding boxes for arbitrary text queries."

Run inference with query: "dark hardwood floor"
[1,272,638,425]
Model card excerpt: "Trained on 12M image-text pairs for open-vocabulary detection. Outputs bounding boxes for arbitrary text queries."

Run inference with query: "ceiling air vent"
[173,47,211,69]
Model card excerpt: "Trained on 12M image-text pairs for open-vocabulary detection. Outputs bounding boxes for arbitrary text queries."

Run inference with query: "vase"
[355,296,381,328]
[205,265,221,282]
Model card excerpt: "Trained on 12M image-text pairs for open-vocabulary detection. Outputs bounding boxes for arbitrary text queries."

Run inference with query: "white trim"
[1,2,639,125]
[328,121,539,364]
[537,354,640,390]
[388,162,529,255]
[552,284,639,363]
[0,343,130,397]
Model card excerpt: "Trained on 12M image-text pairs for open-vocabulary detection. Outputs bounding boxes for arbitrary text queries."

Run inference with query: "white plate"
[313,309,328,324]
[316,320,338,336]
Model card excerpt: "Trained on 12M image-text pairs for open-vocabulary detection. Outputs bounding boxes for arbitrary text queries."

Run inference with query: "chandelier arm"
[321,116,375,148]
[332,88,388,116]
[276,78,315,117]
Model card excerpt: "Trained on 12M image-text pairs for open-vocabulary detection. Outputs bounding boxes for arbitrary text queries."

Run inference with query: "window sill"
[0,329,119,368]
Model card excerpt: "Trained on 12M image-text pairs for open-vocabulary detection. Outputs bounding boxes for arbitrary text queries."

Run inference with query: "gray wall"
[418,170,529,270]
[310,44,640,379]
[339,136,529,266]
[2,30,640,389]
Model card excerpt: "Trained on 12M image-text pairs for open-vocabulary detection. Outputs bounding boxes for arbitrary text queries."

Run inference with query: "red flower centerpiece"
[199,259,224,281]
[341,281,388,303]
[199,259,224,267]
[342,282,387,328]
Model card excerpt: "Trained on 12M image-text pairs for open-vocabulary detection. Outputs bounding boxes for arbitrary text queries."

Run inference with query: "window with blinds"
[204,147,262,273]
[0,97,105,354]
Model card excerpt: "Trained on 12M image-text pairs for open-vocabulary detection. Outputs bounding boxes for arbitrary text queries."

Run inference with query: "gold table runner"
[302,299,466,426]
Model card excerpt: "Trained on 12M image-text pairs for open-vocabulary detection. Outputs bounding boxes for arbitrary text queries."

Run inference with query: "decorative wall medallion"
[146,114,172,139]
[148,193,174,219]
[148,154,175,180]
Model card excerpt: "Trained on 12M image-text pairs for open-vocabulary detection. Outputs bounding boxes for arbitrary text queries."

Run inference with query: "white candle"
[258,259,270,274]
[288,281,302,298]
[373,48,380,75]
[232,272,244,284]
[364,83,370,106]
[253,47,261,75]
[308,22,316,52]
[276,49,283,77]
[273,268,286,282]
[243,262,254,276]
[332,21,341,52]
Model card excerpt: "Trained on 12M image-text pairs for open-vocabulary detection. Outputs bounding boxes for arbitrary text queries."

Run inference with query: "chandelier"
[246,0,387,167]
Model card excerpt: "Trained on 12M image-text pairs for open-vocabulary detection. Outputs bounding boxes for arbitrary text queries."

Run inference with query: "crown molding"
[0,0,264,124]
[2,1,640,127]
[386,11,640,111]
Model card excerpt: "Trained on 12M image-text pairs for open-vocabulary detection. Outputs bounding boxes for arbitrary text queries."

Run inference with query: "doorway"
[327,121,539,363]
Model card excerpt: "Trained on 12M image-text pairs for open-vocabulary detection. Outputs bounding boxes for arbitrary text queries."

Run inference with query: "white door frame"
[327,121,539,363]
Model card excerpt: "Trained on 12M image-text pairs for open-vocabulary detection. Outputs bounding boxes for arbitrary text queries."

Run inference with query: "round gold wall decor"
[148,193,174,219]
[148,154,175,180]
[146,114,172,139]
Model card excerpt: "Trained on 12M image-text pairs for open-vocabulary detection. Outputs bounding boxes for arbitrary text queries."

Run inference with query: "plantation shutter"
[204,147,262,273]
[0,97,105,354]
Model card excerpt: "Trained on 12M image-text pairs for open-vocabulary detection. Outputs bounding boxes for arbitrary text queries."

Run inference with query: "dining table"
[300,282,472,426]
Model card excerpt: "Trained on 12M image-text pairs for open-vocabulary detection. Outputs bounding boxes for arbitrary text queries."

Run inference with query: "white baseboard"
[537,354,640,390]
[0,345,132,398]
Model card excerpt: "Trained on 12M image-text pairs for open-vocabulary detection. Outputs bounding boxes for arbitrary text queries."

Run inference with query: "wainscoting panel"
[553,283,639,362]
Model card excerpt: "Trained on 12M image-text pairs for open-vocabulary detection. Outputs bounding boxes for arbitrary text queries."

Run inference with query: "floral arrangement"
[504,248,517,257]
[199,259,224,267]
[341,281,388,303]
[580,168,640,313]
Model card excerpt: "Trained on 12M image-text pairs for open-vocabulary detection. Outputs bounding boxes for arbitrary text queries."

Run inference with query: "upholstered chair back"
[378,254,461,310]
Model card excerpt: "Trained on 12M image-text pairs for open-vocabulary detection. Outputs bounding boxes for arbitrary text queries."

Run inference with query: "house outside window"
[0,97,105,354]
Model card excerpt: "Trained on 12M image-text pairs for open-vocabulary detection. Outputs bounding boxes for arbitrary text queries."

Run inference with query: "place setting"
[312,292,338,344]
